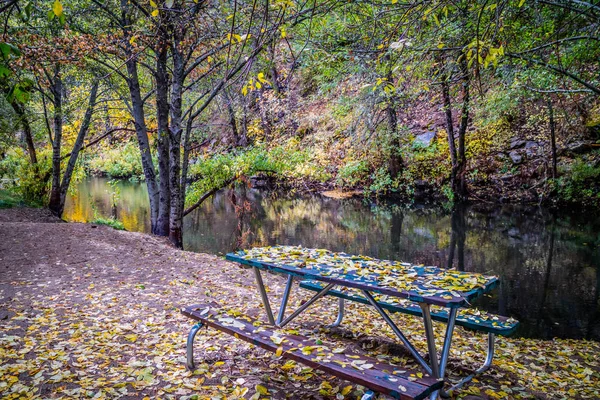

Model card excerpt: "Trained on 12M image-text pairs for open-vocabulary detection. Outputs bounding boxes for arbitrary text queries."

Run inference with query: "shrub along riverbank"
[2,135,599,210]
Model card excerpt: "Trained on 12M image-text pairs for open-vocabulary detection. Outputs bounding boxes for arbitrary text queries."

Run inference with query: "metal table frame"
[248,267,495,399]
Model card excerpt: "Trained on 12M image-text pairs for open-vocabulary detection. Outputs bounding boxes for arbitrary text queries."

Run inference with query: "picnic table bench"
[182,246,519,399]
[183,303,442,400]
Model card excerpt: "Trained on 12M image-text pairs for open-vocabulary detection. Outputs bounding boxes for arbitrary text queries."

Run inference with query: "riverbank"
[1,208,599,399]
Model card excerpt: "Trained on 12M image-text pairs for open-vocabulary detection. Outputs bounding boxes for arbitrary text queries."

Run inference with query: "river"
[64,177,600,341]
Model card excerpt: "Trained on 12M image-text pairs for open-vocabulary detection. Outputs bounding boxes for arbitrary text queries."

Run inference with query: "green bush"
[336,159,370,188]
[0,148,50,205]
[186,143,330,207]
[0,189,24,208]
[368,166,394,195]
[555,158,600,205]
[87,142,145,179]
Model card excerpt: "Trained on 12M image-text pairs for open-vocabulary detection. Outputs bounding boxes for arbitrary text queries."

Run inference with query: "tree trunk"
[547,98,557,178]
[48,64,63,216]
[11,101,37,165]
[168,37,185,248]
[125,56,160,233]
[454,56,470,201]
[121,0,159,232]
[56,81,99,216]
[386,71,402,178]
[180,116,193,223]
[269,43,280,94]
[258,91,272,141]
[440,72,458,195]
[440,55,469,202]
[223,90,240,146]
[155,41,171,236]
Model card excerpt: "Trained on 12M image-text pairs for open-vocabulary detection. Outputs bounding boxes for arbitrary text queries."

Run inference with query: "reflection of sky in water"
[65,178,600,341]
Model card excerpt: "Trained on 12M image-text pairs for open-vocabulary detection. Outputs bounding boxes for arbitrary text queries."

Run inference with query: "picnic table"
[182,245,519,400]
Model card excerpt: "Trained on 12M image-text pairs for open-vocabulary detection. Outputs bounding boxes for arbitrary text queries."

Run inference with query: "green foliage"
[90,217,125,230]
[555,158,600,205]
[87,142,145,180]
[186,143,330,207]
[441,184,455,205]
[0,148,50,205]
[331,96,354,119]
[336,159,370,188]
[0,188,25,208]
[368,167,393,196]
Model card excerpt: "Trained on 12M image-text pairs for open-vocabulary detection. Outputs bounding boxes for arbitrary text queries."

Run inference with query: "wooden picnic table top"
[226,245,499,308]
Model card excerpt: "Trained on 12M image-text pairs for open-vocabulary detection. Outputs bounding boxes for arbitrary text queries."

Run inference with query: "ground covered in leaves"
[1,209,599,399]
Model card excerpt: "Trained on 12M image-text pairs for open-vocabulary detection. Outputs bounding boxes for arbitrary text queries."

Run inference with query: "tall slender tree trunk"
[454,56,470,201]
[269,43,280,94]
[223,90,240,146]
[48,64,63,216]
[169,36,185,248]
[180,117,193,224]
[155,41,171,236]
[441,71,458,189]
[385,70,402,179]
[56,81,99,216]
[12,102,37,165]
[547,98,557,178]
[440,55,469,202]
[121,0,159,232]
[125,57,160,232]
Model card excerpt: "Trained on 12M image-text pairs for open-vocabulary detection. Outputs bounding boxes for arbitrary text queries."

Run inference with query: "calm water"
[64,177,600,341]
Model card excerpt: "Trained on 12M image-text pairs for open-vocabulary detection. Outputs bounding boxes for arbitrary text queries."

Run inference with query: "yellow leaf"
[518,0,526,7]
[52,0,63,17]
[151,9,159,17]
[256,384,269,395]
[125,334,138,342]
[275,346,283,357]
[149,0,157,7]
[341,385,352,395]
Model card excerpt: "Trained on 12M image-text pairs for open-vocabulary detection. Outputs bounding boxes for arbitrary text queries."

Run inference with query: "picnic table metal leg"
[445,332,495,394]
[278,283,336,328]
[277,276,295,325]
[420,303,441,379]
[362,290,433,375]
[253,267,275,325]
[328,298,345,328]
[186,322,204,371]
[438,308,458,379]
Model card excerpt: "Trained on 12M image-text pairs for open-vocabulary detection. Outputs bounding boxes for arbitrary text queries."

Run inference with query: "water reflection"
[65,178,600,341]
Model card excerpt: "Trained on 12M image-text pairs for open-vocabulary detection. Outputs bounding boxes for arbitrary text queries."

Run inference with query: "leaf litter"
[0,216,599,399]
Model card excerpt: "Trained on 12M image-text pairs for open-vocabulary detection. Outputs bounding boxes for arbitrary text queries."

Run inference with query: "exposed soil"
[1,208,598,399]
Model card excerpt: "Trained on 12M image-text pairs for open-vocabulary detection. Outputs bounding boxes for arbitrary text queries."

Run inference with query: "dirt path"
[1,209,599,399]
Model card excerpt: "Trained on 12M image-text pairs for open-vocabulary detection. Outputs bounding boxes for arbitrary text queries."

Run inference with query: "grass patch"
[90,217,125,230]
[0,189,26,209]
